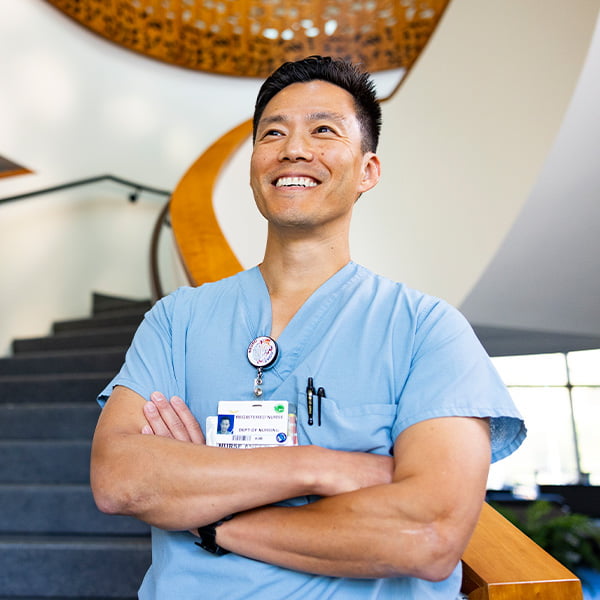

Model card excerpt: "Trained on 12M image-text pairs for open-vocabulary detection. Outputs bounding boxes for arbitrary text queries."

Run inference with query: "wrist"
[195,514,234,555]
[302,445,341,496]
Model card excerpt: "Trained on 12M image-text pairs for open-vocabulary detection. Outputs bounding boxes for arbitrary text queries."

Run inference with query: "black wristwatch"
[195,515,234,555]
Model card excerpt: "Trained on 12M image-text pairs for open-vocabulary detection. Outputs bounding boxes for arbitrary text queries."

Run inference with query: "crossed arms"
[91,386,491,581]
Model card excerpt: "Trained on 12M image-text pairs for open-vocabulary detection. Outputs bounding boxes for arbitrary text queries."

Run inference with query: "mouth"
[274,176,319,188]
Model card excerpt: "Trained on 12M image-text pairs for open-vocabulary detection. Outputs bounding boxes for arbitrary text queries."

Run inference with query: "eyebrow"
[258,111,348,128]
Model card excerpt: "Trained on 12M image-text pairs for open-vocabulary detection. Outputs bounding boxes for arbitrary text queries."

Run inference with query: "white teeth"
[275,177,317,188]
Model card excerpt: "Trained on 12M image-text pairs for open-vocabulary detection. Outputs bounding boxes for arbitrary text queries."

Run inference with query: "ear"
[358,152,381,194]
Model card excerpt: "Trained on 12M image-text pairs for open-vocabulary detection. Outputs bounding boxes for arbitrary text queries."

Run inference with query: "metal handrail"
[149,198,172,302]
[0,174,171,205]
[1,173,172,303]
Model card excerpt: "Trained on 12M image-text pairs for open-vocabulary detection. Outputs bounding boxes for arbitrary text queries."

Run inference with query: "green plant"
[491,500,600,573]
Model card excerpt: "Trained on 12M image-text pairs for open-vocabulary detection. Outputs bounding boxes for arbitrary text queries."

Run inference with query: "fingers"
[142,392,205,444]
[143,394,176,438]
[170,396,205,444]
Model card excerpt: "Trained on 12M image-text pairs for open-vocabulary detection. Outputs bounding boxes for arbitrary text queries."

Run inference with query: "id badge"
[206,401,297,448]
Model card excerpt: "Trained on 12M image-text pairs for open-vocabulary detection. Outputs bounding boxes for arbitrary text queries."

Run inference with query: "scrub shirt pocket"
[296,393,396,455]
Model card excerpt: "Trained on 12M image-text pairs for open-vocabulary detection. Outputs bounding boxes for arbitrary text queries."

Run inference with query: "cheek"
[250,154,271,181]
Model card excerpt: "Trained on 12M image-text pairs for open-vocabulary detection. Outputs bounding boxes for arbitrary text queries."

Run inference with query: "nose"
[278,131,313,162]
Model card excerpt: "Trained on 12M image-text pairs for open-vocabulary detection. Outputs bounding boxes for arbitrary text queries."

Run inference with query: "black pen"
[317,387,325,426]
[306,377,315,425]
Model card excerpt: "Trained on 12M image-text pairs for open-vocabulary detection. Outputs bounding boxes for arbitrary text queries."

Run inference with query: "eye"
[315,125,334,134]
[263,129,283,138]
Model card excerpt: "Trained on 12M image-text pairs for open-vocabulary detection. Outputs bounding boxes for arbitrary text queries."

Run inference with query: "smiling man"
[91,56,525,599]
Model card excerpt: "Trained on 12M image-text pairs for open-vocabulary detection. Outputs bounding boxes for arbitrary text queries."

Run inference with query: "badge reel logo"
[247,336,279,397]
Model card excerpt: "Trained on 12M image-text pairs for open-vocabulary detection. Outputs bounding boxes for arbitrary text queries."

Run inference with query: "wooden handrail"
[461,503,582,599]
[169,120,251,286]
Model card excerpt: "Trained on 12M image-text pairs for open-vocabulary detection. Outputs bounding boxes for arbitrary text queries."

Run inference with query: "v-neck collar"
[237,262,364,380]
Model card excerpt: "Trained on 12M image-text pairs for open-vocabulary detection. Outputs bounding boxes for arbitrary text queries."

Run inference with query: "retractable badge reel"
[247,336,278,397]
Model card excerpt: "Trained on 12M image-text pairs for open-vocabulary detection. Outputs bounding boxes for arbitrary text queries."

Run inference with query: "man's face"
[250,80,380,234]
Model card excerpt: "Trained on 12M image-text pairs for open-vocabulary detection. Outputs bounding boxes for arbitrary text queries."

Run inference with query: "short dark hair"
[253,55,382,153]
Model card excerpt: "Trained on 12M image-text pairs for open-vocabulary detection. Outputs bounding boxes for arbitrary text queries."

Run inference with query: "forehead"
[259,80,359,123]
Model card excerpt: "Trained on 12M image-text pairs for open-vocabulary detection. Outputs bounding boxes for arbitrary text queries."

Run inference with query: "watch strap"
[195,514,234,555]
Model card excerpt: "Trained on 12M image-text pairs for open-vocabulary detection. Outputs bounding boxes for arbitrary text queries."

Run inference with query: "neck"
[259,228,351,298]
[258,228,351,339]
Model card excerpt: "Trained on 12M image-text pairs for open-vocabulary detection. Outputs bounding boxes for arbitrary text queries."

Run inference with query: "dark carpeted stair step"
[0,348,125,376]
[0,373,113,404]
[12,327,137,354]
[0,597,137,600]
[0,484,150,536]
[0,535,150,598]
[53,312,145,334]
[0,403,100,439]
[92,292,151,316]
[0,440,91,484]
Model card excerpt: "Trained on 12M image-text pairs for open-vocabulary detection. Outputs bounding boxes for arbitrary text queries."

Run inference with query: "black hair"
[252,55,382,153]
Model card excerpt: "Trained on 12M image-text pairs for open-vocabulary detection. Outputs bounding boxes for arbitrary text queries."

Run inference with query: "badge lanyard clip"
[247,336,278,397]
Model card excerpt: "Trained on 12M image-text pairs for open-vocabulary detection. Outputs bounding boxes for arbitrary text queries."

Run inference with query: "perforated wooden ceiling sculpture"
[45,0,450,77]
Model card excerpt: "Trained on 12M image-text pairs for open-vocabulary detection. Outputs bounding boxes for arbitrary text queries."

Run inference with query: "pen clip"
[317,387,325,426]
[306,377,315,426]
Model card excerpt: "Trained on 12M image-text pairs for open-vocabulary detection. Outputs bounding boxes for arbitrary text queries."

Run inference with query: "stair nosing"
[0,372,115,382]
[0,534,151,545]
[32,325,138,339]
[3,346,126,360]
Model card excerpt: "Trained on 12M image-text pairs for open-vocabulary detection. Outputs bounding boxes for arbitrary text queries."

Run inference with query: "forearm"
[215,481,470,581]
[213,417,491,581]
[91,387,393,530]
[93,432,326,530]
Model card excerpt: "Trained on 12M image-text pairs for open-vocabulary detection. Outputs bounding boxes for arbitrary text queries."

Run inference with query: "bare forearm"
[91,388,393,531]
[92,434,323,530]
[215,482,469,581]
[213,418,491,581]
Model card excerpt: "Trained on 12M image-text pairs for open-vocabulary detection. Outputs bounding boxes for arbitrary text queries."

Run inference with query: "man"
[218,416,233,435]
[91,56,525,599]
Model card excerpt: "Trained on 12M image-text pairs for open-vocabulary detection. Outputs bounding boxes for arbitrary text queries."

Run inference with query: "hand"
[142,392,205,444]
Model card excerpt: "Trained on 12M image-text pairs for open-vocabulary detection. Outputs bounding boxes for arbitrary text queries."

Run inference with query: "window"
[487,349,600,492]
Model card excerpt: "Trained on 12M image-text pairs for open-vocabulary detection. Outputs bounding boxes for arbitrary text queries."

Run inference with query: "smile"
[274,176,318,188]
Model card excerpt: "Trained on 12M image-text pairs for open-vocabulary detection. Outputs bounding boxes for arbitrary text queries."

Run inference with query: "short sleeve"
[97,290,183,407]
[392,299,526,463]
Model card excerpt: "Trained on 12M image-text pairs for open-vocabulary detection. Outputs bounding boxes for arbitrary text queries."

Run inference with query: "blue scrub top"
[99,262,525,600]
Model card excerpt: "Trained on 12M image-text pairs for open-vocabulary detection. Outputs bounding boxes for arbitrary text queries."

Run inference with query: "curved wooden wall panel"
[169,119,251,285]
[44,0,450,77]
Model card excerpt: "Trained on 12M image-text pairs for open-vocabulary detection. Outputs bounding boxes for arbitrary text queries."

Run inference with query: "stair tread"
[54,313,144,332]
[0,400,98,408]
[21,324,138,340]
[0,348,125,376]
[0,372,114,382]
[0,483,97,490]
[3,346,126,359]
[0,404,99,439]
[0,535,150,546]
[0,439,92,446]
[0,484,150,535]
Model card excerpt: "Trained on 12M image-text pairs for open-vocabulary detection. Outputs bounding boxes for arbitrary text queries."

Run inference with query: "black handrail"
[0,174,171,205]
[1,173,173,303]
[150,199,172,302]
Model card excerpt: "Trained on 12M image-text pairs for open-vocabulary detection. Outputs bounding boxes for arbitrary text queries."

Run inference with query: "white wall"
[461,15,600,336]
[0,0,262,355]
[215,0,600,306]
[1,0,598,355]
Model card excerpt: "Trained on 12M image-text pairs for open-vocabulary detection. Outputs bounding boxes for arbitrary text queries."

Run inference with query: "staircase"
[0,294,152,599]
